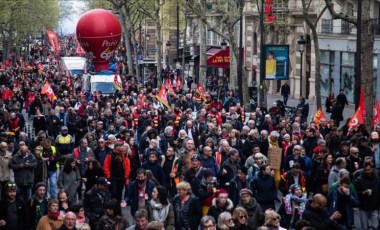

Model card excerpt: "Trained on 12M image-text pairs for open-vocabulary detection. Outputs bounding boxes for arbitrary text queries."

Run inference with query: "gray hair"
[199,215,216,230]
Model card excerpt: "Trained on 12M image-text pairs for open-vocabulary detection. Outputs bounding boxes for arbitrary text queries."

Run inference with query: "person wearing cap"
[346,146,363,176]
[28,182,49,229]
[0,182,28,230]
[103,140,131,201]
[207,188,233,222]
[228,166,249,206]
[281,183,308,229]
[83,177,112,229]
[218,148,240,189]
[279,163,307,196]
[250,164,278,211]
[183,153,204,197]
[36,199,65,230]
[198,168,217,215]
[0,141,12,200]
[358,136,372,159]
[55,126,75,164]
[237,188,263,229]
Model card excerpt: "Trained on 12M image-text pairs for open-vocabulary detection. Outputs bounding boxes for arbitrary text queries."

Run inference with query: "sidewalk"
[266,94,355,123]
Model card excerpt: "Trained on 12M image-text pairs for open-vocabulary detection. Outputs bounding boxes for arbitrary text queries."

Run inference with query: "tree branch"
[314,5,327,27]
[324,0,357,26]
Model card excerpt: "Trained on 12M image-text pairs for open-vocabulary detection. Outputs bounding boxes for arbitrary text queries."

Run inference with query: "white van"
[83,71,120,95]
[60,57,86,77]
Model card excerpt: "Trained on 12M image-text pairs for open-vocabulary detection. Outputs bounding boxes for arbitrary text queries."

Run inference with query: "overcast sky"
[59,0,86,35]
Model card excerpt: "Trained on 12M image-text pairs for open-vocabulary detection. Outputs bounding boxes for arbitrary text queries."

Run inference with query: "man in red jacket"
[103,141,130,201]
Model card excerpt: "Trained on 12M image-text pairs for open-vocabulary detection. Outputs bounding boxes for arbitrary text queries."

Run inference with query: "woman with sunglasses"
[217,211,235,230]
[231,207,249,230]
[263,209,286,230]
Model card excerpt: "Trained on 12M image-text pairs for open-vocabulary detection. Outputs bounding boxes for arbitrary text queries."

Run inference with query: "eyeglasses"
[228,218,233,222]
[203,224,215,229]
[272,217,280,221]
[239,216,247,219]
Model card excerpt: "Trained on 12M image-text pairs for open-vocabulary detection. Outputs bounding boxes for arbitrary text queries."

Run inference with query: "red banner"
[347,106,364,130]
[373,100,380,126]
[196,83,206,100]
[46,30,61,55]
[41,81,57,100]
[156,84,170,109]
[166,78,175,95]
[313,107,327,126]
[176,75,182,90]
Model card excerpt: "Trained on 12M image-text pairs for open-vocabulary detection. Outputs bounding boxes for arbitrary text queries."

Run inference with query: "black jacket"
[172,194,202,230]
[125,179,155,216]
[0,198,29,230]
[302,202,344,230]
[250,172,277,205]
[83,185,112,229]
[354,171,380,211]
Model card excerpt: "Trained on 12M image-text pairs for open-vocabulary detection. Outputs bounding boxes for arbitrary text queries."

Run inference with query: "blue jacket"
[327,186,359,227]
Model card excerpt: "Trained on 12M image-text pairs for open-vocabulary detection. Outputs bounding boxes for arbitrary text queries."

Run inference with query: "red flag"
[41,81,57,100]
[196,83,206,100]
[166,78,175,94]
[67,75,73,90]
[360,87,366,117]
[46,30,61,55]
[176,75,182,90]
[113,73,122,91]
[313,107,327,126]
[156,84,170,109]
[347,107,364,130]
[373,100,380,126]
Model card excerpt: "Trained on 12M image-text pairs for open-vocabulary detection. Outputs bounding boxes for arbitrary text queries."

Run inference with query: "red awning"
[207,47,230,69]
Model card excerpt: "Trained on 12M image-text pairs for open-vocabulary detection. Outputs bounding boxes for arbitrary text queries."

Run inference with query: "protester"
[36,199,64,230]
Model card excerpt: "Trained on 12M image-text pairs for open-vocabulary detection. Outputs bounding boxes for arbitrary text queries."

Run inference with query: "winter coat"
[96,214,129,230]
[9,152,37,186]
[0,151,12,181]
[83,185,112,229]
[57,168,81,204]
[250,172,277,205]
[0,198,29,230]
[146,201,175,230]
[354,171,380,211]
[125,179,155,216]
[207,198,234,222]
[172,194,202,230]
[327,186,359,227]
[302,202,344,230]
[237,198,264,230]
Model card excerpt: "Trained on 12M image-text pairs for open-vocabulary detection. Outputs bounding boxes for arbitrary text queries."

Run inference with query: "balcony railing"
[321,19,333,34]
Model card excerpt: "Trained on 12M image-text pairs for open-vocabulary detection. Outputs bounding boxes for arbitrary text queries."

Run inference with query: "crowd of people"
[0,35,378,230]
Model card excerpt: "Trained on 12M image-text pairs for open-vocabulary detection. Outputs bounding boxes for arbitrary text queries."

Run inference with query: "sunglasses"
[239,216,247,219]
[272,217,280,221]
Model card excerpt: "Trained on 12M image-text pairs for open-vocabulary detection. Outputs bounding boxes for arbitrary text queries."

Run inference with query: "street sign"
[148,48,157,53]
[138,55,144,64]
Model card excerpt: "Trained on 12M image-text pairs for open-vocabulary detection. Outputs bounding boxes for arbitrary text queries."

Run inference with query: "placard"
[264,45,289,80]
[268,147,282,170]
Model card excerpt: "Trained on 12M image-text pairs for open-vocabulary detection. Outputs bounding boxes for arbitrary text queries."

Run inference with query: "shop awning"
[207,47,230,69]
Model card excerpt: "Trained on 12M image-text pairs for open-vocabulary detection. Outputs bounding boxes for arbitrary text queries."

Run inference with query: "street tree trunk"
[362,0,374,129]
[199,18,207,86]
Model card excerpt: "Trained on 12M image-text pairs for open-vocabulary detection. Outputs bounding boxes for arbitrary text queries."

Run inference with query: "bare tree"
[301,0,327,108]
[324,0,374,130]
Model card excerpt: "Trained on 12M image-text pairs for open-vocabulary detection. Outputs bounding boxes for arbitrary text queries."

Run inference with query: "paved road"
[266,94,355,125]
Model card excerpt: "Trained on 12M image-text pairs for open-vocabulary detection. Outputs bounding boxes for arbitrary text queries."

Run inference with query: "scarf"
[283,194,307,215]
[48,210,60,220]
[150,199,170,223]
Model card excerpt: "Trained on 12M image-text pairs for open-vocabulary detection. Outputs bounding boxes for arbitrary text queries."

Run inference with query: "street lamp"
[166,41,171,68]
[297,35,306,98]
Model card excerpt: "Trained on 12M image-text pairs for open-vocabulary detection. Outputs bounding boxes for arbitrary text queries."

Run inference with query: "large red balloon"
[76,9,122,72]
